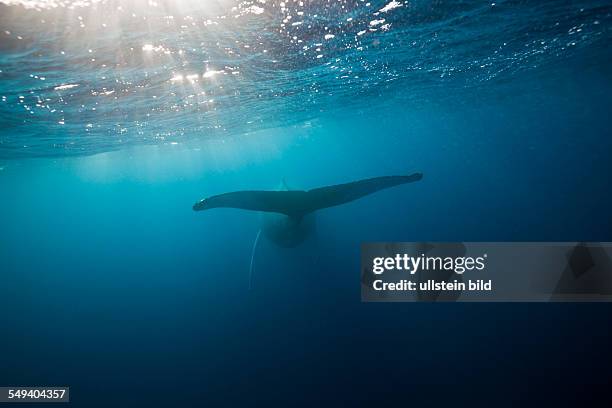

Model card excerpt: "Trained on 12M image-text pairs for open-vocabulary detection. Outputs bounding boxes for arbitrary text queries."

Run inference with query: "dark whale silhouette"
[193,173,423,247]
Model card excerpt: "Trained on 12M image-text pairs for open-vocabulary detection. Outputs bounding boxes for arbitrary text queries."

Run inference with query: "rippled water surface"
[1,0,610,157]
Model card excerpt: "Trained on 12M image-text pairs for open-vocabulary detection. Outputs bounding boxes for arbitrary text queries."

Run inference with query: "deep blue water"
[1,1,612,406]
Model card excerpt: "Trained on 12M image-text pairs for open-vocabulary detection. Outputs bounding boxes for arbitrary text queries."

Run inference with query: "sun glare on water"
[0,0,607,157]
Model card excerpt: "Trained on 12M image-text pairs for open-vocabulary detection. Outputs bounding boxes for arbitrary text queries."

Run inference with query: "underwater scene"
[1,0,612,405]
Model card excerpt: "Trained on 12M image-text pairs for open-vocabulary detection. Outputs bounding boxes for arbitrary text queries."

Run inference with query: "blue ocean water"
[1,0,612,406]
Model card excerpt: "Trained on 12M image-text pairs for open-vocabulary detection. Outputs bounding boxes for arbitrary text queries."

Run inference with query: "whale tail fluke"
[193,173,423,217]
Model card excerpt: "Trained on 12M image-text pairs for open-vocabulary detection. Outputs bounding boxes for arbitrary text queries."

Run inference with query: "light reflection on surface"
[0,0,610,157]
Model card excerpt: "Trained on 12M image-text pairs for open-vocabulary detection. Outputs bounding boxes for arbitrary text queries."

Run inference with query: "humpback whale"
[193,173,423,248]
